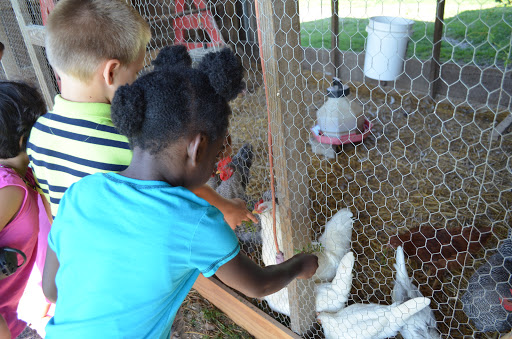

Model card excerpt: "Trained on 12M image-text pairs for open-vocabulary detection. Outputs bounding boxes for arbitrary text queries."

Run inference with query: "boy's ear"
[102,59,122,86]
[187,133,208,167]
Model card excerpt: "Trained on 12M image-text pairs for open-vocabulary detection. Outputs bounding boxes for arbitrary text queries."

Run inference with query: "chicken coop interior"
[1,0,511,338]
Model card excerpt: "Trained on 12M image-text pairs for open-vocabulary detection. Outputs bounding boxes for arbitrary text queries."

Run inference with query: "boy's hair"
[0,42,4,52]
[0,82,46,158]
[111,46,245,154]
[45,0,151,82]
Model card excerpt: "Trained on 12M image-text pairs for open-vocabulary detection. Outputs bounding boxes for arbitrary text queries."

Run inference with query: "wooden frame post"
[255,0,316,334]
[330,0,340,78]
[429,0,445,99]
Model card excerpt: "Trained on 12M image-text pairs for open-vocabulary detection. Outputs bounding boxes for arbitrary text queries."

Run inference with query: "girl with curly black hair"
[42,46,318,338]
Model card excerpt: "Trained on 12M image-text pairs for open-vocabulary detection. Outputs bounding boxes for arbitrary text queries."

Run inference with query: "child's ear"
[102,59,122,86]
[187,133,208,167]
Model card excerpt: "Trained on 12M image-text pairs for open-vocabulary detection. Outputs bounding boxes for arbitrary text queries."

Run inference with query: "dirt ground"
[171,290,254,339]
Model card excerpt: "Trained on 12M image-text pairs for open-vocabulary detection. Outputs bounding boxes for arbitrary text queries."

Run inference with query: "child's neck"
[59,74,111,104]
[0,153,29,177]
[120,148,188,188]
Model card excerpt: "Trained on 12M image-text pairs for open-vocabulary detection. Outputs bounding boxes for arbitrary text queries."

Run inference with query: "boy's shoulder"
[48,95,113,121]
[28,95,127,148]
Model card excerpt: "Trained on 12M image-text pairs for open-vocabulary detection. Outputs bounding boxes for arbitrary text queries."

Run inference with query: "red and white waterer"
[310,78,372,157]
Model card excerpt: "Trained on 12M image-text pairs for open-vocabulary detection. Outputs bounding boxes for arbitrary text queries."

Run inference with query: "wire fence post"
[255,0,316,334]
[429,0,445,99]
[330,0,340,78]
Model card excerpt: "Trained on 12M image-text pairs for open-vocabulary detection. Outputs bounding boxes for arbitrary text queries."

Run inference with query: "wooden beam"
[429,0,445,99]
[26,24,46,47]
[255,0,316,334]
[10,0,54,109]
[192,275,301,339]
[330,0,340,77]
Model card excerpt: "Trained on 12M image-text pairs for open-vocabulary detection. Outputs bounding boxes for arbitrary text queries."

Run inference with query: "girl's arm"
[214,252,318,298]
[42,247,59,303]
[0,186,24,232]
[192,185,257,229]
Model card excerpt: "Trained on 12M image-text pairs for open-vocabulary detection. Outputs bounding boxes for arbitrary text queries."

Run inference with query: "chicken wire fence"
[1,0,511,338]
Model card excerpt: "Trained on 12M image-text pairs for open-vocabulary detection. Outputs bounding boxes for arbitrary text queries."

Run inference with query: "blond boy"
[27,0,256,225]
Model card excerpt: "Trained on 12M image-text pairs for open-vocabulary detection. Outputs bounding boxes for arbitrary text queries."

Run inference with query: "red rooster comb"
[252,199,265,214]
[217,157,234,181]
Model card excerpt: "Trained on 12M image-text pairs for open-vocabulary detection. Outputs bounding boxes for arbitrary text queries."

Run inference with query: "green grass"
[299,0,501,20]
[300,5,512,67]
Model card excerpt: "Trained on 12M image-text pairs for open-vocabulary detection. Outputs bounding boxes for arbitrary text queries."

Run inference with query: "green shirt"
[27,95,132,217]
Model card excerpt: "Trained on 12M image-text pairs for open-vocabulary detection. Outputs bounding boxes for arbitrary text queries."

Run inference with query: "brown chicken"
[389,225,493,273]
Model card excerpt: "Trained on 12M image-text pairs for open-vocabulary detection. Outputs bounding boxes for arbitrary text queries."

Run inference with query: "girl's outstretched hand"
[223,198,258,229]
[191,186,257,229]
[292,253,319,279]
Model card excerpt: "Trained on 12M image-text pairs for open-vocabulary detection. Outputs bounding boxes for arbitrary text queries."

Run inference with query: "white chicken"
[261,251,355,317]
[318,297,431,339]
[258,200,289,315]
[314,208,354,282]
[259,203,354,282]
[393,246,441,339]
[259,200,284,268]
[315,251,354,313]
[259,204,354,316]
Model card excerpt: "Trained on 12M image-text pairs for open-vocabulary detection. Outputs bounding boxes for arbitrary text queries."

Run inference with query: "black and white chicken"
[461,230,512,332]
[214,143,253,200]
[206,143,261,244]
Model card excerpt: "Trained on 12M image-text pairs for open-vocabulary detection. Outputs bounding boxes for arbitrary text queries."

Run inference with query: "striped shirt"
[27,95,132,217]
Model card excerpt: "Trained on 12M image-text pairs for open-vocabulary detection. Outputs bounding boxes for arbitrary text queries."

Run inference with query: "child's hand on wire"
[223,198,258,229]
[292,253,319,280]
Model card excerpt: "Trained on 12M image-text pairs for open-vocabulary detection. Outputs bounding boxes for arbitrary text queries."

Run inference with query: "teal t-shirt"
[46,173,239,339]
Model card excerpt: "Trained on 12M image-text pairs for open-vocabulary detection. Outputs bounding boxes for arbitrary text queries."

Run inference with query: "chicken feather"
[393,246,440,339]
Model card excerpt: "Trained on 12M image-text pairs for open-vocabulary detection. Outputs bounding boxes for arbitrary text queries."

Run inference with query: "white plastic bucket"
[363,16,414,81]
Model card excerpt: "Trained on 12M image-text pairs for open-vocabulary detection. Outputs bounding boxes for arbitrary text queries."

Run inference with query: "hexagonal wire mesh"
[1,0,59,101]
[1,0,511,338]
